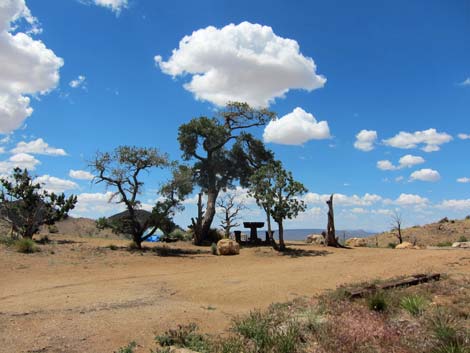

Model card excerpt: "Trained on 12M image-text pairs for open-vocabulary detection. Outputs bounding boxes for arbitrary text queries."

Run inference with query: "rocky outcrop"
[345,237,367,247]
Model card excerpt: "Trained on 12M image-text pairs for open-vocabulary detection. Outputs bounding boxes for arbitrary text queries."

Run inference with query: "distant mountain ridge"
[246,228,376,241]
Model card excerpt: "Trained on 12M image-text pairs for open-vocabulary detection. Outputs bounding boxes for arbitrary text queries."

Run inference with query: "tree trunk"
[325,194,341,247]
[265,208,278,250]
[278,220,285,251]
[192,193,205,245]
[200,188,219,243]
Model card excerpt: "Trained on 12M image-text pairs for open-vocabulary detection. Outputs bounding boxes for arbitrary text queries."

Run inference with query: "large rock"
[345,237,367,247]
[452,241,470,248]
[217,239,240,255]
[305,234,325,245]
[395,241,414,249]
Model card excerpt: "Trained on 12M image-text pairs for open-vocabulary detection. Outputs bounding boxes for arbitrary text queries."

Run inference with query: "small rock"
[395,241,414,249]
[452,241,470,248]
[345,237,367,247]
[305,234,325,245]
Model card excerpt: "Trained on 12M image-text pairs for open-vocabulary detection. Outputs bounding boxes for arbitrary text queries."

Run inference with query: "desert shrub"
[213,337,245,353]
[0,236,16,247]
[437,241,453,247]
[108,244,118,250]
[155,323,211,353]
[458,236,468,243]
[159,229,191,243]
[15,238,39,253]
[115,341,136,353]
[429,310,469,353]
[211,242,218,255]
[367,291,388,312]
[400,294,428,316]
[233,310,272,350]
[48,224,59,233]
[387,242,396,249]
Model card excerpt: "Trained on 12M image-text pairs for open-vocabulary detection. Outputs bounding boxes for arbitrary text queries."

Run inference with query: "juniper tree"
[0,168,77,239]
[178,102,274,244]
[90,146,192,249]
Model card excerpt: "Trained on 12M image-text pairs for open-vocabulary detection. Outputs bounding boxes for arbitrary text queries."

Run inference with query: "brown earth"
[0,235,469,353]
[366,217,470,247]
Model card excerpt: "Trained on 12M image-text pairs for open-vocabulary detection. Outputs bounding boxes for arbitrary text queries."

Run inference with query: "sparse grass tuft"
[15,238,39,253]
[400,294,428,316]
[437,241,453,247]
[367,291,388,312]
[115,341,136,353]
[429,309,469,353]
[155,323,211,353]
[458,235,468,243]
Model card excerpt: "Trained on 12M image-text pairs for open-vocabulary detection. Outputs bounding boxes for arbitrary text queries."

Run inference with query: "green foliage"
[211,242,218,255]
[0,168,77,239]
[458,235,468,242]
[0,236,16,247]
[155,323,211,353]
[95,217,109,230]
[233,310,272,350]
[15,238,39,253]
[159,228,191,243]
[108,244,118,250]
[429,310,469,353]
[387,242,397,248]
[89,146,192,248]
[437,241,453,247]
[400,294,428,316]
[367,291,388,312]
[115,341,136,353]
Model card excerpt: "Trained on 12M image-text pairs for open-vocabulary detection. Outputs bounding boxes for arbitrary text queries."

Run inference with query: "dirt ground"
[1,236,469,353]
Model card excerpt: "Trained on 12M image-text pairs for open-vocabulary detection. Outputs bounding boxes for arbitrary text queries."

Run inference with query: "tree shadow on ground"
[280,247,331,258]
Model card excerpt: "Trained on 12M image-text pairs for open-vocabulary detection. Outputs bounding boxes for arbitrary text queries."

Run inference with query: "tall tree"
[249,161,307,251]
[217,191,245,238]
[390,211,404,244]
[90,146,192,249]
[178,102,275,244]
[0,168,77,239]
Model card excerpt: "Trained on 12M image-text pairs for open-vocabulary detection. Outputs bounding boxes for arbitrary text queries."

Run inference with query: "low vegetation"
[142,275,469,353]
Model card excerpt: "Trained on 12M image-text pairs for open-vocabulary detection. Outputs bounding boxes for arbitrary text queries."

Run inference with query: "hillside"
[366,216,470,247]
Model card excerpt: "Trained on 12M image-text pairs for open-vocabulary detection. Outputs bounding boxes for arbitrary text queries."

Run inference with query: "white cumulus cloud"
[377,160,396,171]
[394,193,429,206]
[0,0,63,134]
[69,75,86,89]
[457,177,470,184]
[459,78,470,86]
[80,0,128,14]
[383,128,452,152]
[155,22,326,107]
[72,191,125,217]
[34,175,78,193]
[0,152,40,173]
[11,138,66,156]
[69,169,94,180]
[410,168,441,182]
[263,107,330,145]
[354,130,377,152]
[377,154,425,171]
[458,133,470,140]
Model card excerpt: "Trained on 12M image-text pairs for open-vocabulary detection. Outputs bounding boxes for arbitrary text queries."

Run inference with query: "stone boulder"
[305,234,325,245]
[452,241,470,248]
[395,241,414,249]
[217,239,240,255]
[345,237,367,247]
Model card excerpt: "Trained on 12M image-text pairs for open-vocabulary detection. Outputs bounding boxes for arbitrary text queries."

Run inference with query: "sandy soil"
[0,236,469,353]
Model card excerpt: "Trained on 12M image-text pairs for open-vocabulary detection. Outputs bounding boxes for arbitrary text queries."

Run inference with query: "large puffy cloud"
[438,199,470,210]
[71,191,125,217]
[303,192,382,207]
[263,107,330,145]
[0,152,40,173]
[394,193,429,206]
[410,168,441,182]
[34,175,78,193]
[155,22,326,107]
[383,129,452,152]
[11,138,66,155]
[354,130,377,152]
[69,169,94,180]
[377,154,425,171]
[0,0,63,134]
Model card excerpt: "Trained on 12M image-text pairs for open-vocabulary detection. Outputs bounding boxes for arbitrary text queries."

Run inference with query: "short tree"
[0,168,77,239]
[217,191,245,238]
[90,146,192,249]
[178,102,274,244]
[390,211,404,244]
[249,161,307,251]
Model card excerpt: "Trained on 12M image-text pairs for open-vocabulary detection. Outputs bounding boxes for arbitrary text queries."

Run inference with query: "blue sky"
[0,0,469,232]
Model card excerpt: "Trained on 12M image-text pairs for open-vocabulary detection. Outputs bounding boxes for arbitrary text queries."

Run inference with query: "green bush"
[367,291,388,312]
[159,229,192,243]
[400,294,428,316]
[0,236,16,247]
[15,238,39,253]
[457,236,468,243]
[115,341,136,353]
[108,244,118,250]
[155,323,211,353]
[387,242,396,249]
[429,310,469,353]
[233,310,272,350]
[211,242,218,255]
